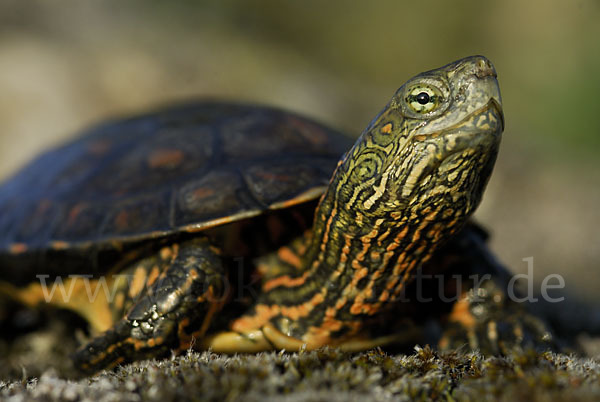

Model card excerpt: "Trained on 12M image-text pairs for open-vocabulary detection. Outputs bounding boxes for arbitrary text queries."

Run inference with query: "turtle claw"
[74,238,227,372]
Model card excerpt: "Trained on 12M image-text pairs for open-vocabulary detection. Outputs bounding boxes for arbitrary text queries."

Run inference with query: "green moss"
[1,344,599,401]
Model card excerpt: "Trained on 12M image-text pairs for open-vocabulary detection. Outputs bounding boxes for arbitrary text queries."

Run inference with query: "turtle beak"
[473,57,504,131]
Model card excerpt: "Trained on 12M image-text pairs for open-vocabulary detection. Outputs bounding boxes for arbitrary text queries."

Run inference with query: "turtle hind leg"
[425,224,558,354]
[73,237,227,373]
[438,278,557,355]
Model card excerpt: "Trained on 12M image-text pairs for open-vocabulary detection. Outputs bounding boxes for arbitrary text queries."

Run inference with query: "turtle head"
[335,55,503,232]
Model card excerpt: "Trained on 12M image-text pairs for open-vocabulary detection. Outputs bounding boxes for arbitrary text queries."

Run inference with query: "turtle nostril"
[475,58,497,79]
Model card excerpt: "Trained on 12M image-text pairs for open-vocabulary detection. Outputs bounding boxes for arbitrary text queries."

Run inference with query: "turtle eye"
[405,86,440,113]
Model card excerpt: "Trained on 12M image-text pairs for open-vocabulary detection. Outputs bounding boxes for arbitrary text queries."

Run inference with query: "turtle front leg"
[73,238,227,372]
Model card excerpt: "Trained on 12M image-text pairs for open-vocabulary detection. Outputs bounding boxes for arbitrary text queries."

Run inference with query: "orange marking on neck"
[377,228,390,245]
[349,296,366,315]
[280,292,325,320]
[256,262,271,276]
[394,253,407,270]
[334,297,347,311]
[296,237,308,255]
[262,270,311,292]
[352,223,381,268]
[442,208,455,219]
[339,234,352,264]
[320,207,337,251]
[305,316,352,346]
[350,298,383,316]
[412,211,438,243]
[385,276,400,291]
[390,262,418,298]
[303,205,339,281]
[385,257,412,292]
[343,221,401,318]
[390,211,402,220]
[310,320,363,347]
[231,304,280,332]
[319,316,343,332]
[362,228,380,243]
[379,290,390,302]
[386,226,408,252]
[354,267,368,282]
[277,246,302,269]
[381,251,395,267]
[350,248,406,315]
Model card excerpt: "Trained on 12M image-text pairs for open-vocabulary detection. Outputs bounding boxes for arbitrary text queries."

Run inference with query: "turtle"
[0,55,554,373]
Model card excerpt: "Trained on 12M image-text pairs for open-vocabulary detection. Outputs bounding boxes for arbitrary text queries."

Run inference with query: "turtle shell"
[0,102,353,257]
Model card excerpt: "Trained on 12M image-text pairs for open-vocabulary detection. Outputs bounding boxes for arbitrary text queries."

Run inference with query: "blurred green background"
[0,0,598,300]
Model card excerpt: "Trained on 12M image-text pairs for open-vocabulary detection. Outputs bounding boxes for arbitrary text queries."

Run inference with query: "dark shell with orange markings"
[0,102,352,270]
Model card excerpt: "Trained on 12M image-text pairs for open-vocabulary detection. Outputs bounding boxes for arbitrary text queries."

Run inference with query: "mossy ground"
[1,317,599,402]
[2,347,599,402]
